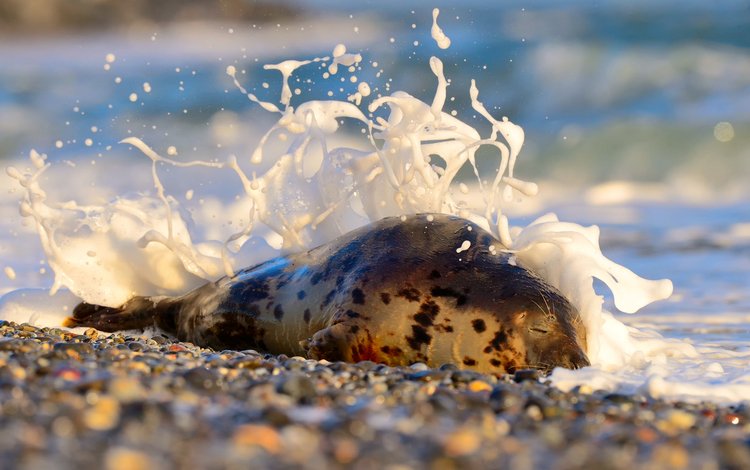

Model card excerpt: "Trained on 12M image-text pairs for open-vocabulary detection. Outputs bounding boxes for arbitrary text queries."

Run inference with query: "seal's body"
[67,214,589,374]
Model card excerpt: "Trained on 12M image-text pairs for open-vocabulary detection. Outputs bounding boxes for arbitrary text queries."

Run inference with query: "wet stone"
[104,447,155,470]
[52,342,95,359]
[277,374,317,402]
[232,424,281,454]
[261,407,292,427]
[127,342,150,352]
[83,396,121,431]
[108,376,147,403]
[450,370,481,383]
[0,339,23,351]
[183,367,220,391]
[406,370,449,382]
[489,386,524,412]
[149,336,170,345]
[513,369,542,383]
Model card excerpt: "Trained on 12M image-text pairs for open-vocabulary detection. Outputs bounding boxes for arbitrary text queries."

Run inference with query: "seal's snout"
[535,343,589,374]
[563,349,590,370]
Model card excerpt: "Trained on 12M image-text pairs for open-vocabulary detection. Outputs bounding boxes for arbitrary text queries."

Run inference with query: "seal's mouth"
[534,344,590,374]
[565,351,591,370]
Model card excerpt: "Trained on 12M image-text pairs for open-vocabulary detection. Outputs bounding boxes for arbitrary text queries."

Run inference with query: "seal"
[66,214,589,374]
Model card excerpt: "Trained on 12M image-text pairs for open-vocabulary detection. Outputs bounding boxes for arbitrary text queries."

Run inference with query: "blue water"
[2,2,749,186]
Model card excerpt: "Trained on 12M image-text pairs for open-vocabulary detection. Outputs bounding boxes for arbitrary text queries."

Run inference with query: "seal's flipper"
[303,321,405,365]
[64,296,178,332]
[303,323,351,362]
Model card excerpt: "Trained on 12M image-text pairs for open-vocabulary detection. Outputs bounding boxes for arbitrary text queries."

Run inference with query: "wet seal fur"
[66,214,589,374]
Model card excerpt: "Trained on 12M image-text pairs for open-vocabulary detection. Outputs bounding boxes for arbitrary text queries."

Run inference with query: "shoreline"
[1,320,748,469]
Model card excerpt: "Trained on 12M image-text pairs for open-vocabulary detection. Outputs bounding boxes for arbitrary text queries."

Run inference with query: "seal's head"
[509,291,589,373]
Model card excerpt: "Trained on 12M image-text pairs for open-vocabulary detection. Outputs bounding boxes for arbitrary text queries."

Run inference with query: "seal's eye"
[530,327,549,335]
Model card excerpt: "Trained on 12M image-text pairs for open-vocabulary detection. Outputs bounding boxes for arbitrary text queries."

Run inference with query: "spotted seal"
[66,214,589,374]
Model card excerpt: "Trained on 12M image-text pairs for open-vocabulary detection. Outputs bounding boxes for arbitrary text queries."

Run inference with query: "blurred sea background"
[2,0,749,195]
[1,0,749,397]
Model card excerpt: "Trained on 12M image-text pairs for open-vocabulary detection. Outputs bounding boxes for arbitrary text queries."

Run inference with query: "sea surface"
[1,1,749,403]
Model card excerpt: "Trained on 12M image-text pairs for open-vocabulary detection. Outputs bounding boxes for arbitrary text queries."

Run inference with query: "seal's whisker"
[541,290,553,318]
[529,298,547,320]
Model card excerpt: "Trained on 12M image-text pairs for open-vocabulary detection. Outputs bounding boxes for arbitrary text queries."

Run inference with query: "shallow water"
[1,3,749,404]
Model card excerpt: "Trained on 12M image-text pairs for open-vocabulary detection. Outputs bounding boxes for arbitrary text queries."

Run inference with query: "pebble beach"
[1,320,749,470]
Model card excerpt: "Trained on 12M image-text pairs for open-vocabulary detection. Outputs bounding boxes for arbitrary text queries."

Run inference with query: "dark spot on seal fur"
[349,325,360,334]
[310,271,323,285]
[490,358,502,367]
[472,319,486,333]
[352,288,365,305]
[428,270,441,280]
[435,324,453,333]
[430,286,467,306]
[413,313,432,327]
[413,300,440,327]
[303,309,311,324]
[406,325,431,350]
[345,310,360,318]
[273,304,284,320]
[245,304,261,318]
[396,286,421,302]
[275,274,292,290]
[321,289,336,309]
[234,279,270,302]
[380,345,403,357]
[483,346,492,354]
[463,357,477,366]
[489,329,508,351]
[204,315,266,351]
[351,339,378,362]
[297,290,306,300]
[380,292,391,305]
[318,245,362,285]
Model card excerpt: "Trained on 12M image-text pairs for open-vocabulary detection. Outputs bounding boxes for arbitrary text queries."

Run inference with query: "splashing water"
[8,14,740,403]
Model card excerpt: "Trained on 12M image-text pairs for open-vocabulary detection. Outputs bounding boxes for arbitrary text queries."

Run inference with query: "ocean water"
[1,3,749,404]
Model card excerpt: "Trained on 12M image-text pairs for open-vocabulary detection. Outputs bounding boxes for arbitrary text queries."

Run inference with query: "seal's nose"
[562,349,590,370]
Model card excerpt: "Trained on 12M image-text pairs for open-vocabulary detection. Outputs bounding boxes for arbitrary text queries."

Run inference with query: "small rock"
[83,396,121,431]
[657,409,696,434]
[278,374,317,401]
[232,424,281,454]
[52,342,94,360]
[467,380,492,393]
[183,367,220,391]
[104,447,154,470]
[332,437,359,464]
[108,376,147,403]
[443,427,481,457]
[513,369,541,383]
[262,407,292,427]
[652,443,689,469]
